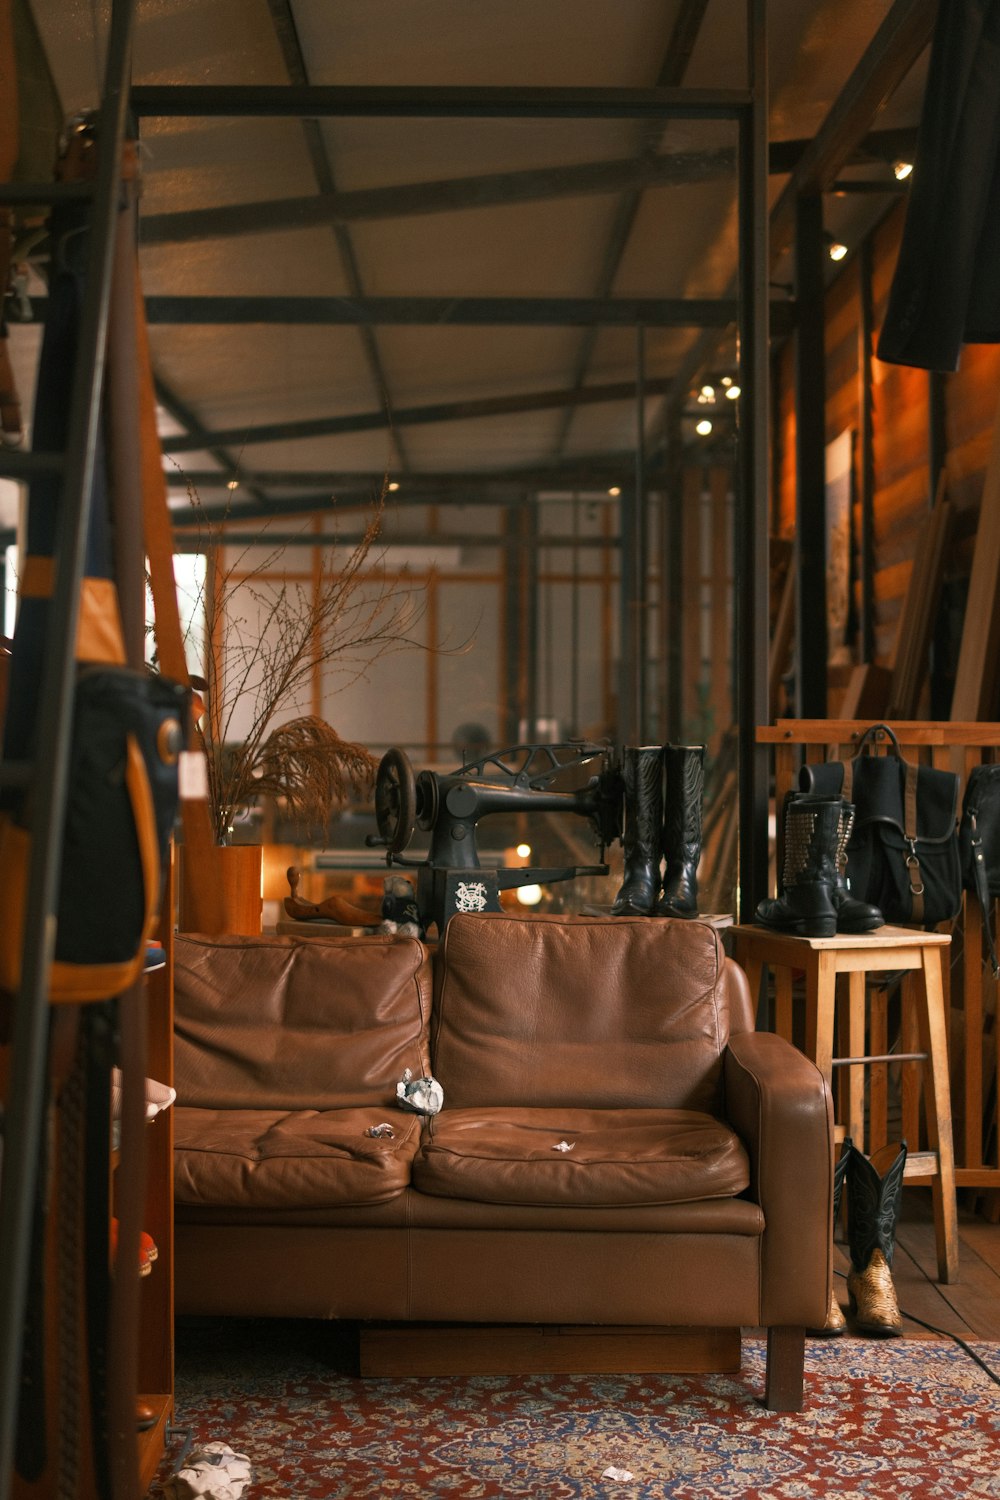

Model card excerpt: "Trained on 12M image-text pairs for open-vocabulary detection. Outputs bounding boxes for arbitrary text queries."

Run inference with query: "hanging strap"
[968,807,1000,978]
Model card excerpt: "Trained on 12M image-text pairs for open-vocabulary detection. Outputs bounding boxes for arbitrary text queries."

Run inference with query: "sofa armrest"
[724,1030,834,1327]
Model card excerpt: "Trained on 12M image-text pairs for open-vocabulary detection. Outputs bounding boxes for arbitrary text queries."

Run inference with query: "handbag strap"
[845,726,927,925]
[903,757,925,926]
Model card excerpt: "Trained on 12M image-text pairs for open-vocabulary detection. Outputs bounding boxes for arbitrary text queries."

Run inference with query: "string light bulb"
[828,240,848,262]
[695,418,713,436]
[893,160,913,181]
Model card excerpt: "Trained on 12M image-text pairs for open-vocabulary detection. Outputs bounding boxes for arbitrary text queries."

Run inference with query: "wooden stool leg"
[917,950,959,1285]
[774,967,794,1045]
[846,971,866,1149]
[868,984,889,1154]
[804,951,836,1090]
[740,952,766,1029]
[900,975,921,1147]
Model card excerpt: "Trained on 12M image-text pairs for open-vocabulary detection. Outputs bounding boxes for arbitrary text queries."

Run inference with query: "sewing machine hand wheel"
[373,747,417,853]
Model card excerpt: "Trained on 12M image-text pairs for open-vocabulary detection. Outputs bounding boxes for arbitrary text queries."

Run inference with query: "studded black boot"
[755,793,841,938]
[832,801,884,933]
[656,744,704,918]
[610,745,663,916]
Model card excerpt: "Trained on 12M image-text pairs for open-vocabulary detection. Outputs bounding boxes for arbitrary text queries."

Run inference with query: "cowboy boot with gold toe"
[845,1140,907,1337]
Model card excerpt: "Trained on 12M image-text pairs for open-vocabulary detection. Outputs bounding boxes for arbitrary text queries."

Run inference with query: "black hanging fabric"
[877,0,1000,372]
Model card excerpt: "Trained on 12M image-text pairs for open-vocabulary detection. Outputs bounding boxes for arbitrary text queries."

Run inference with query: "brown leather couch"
[171,912,833,1410]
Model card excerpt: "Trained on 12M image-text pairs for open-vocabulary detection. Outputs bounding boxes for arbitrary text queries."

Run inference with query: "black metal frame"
[0,5,138,1495]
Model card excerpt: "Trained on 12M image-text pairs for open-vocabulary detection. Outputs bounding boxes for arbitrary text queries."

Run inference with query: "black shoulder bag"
[800,722,962,930]
[958,762,1000,978]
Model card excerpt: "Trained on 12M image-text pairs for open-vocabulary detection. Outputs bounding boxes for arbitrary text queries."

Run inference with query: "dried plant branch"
[174,486,426,840]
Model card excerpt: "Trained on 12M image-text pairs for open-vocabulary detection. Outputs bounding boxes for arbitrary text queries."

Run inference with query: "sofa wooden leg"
[763,1325,805,1412]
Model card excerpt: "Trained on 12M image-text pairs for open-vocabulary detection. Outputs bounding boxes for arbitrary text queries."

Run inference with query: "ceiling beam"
[128,294,797,328]
[129,83,751,120]
[651,0,934,436]
[137,128,918,248]
[769,0,936,266]
[154,375,275,511]
[173,528,614,550]
[551,0,712,458]
[262,0,411,475]
[169,461,649,492]
[139,149,735,245]
[159,373,681,455]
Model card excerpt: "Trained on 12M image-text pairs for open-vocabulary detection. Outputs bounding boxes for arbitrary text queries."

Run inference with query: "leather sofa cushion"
[411,1106,750,1207]
[173,934,431,1110]
[173,1105,423,1208]
[433,913,742,1112]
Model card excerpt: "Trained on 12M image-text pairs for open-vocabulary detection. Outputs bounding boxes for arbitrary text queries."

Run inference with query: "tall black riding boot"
[812,1136,853,1337]
[846,1140,907,1337]
[610,745,663,916]
[755,793,841,938]
[656,744,704,918]
[832,801,884,933]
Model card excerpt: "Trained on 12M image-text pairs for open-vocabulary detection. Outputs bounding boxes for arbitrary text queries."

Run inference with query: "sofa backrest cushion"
[432,913,748,1112]
[174,934,432,1110]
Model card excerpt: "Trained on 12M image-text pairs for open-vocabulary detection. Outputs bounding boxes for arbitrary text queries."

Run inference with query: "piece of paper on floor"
[601,1466,635,1483]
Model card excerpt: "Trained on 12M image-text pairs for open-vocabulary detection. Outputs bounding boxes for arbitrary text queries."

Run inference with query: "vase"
[178,843,263,936]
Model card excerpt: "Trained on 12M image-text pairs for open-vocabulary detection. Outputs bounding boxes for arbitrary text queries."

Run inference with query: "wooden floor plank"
[961,1219,1000,1278]
[897,1218,1000,1340]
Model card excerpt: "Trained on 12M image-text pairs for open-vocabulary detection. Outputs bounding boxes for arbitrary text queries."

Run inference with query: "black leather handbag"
[958,762,1000,976]
[800,723,962,930]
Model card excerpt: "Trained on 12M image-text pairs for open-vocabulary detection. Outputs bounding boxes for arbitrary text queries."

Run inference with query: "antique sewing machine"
[364,740,622,935]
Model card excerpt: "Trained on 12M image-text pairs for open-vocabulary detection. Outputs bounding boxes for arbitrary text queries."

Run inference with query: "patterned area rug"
[149,1320,1000,1499]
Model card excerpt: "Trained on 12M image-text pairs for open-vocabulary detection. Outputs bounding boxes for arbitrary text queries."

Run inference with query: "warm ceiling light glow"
[387,481,400,491]
[699,383,716,402]
[828,241,848,262]
[608,486,621,497]
[515,842,532,858]
[226,479,239,490]
[695,418,713,436]
[721,376,732,387]
[893,159,913,181]
[726,384,741,400]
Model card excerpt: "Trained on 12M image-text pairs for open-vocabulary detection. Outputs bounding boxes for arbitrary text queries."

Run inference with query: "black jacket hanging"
[877,0,1000,372]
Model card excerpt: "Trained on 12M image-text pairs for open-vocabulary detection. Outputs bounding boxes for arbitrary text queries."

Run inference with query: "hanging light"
[695,418,713,436]
[699,383,716,403]
[387,481,400,492]
[893,159,914,181]
[226,479,239,491]
[608,486,621,497]
[828,240,848,262]
[725,384,741,400]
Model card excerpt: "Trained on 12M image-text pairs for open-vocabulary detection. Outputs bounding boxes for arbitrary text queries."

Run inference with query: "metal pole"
[735,0,770,919]
[0,4,137,1492]
[635,323,648,741]
[793,191,828,716]
[858,236,876,665]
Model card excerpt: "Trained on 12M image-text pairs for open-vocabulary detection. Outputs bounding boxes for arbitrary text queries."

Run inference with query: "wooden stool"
[730,924,958,1284]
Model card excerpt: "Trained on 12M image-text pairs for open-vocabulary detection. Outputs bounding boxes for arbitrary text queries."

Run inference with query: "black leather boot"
[811,1136,853,1336]
[755,793,840,938]
[846,1140,907,1336]
[657,744,704,918]
[610,745,663,916]
[833,801,884,933]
